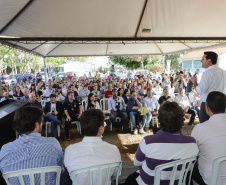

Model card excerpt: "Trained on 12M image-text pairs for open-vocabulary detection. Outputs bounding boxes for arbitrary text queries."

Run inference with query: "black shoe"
[65,137,70,141]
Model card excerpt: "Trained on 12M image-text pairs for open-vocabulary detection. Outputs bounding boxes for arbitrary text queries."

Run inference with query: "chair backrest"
[40,100,47,109]
[70,162,122,185]
[100,99,108,111]
[154,156,197,185]
[3,166,61,185]
[81,100,87,112]
[209,155,226,185]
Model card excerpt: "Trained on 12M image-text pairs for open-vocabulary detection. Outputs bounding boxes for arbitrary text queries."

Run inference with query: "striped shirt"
[134,130,199,185]
[0,133,64,185]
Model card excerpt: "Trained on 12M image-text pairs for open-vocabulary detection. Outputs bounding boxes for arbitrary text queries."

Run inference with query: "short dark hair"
[206,91,226,114]
[179,71,183,74]
[50,94,56,98]
[13,106,44,135]
[131,90,136,95]
[80,109,105,136]
[158,102,184,133]
[204,51,218,64]
[67,91,74,97]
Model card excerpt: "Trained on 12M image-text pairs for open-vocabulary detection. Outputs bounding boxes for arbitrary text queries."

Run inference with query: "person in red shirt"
[103,83,113,99]
[67,73,73,81]
[142,81,148,90]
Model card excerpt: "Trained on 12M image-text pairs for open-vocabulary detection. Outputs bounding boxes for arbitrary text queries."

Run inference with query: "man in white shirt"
[143,88,159,132]
[191,91,226,185]
[191,51,226,123]
[64,109,121,185]
[108,88,127,131]
[120,71,126,80]
[174,88,196,125]
[44,84,54,97]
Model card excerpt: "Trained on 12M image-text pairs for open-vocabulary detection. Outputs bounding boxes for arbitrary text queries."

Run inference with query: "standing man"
[108,88,127,131]
[63,91,82,141]
[191,51,226,123]
[173,71,187,93]
[44,94,63,137]
[36,72,43,84]
[191,91,226,185]
[143,88,159,132]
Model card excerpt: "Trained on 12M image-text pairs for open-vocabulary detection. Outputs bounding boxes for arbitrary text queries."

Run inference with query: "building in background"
[59,61,92,76]
[178,46,226,74]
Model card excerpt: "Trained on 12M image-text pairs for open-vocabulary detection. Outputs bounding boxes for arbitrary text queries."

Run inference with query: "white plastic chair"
[45,121,60,137]
[154,156,197,185]
[81,100,87,112]
[40,100,47,109]
[100,99,110,115]
[71,121,82,134]
[151,116,159,127]
[3,166,61,185]
[209,155,226,185]
[70,162,122,185]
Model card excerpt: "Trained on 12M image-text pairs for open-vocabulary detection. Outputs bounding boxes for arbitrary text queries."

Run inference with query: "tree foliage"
[108,55,163,71]
[0,44,89,74]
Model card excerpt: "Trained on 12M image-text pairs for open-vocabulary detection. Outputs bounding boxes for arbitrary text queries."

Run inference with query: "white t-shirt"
[64,137,121,185]
[191,114,226,185]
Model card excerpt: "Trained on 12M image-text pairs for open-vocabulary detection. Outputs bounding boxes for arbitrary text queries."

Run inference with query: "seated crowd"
[1,68,201,138]
[0,91,225,185]
[0,63,226,184]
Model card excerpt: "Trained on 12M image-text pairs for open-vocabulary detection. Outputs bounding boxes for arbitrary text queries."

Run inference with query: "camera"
[115,99,121,112]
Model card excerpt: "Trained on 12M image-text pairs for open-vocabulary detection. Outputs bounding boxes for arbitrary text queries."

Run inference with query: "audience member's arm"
[134,138,146,166]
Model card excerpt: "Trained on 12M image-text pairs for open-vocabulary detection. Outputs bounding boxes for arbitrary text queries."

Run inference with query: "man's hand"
[66,116,72,121]
[113,111,117,116]
[54,111,58,115]
[77,113,82,119]
[151,111,158,115]
[184,107,189,113]
[191,76,197,85]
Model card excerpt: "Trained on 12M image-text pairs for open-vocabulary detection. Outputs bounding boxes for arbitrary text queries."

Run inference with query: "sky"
[88,56,110,68]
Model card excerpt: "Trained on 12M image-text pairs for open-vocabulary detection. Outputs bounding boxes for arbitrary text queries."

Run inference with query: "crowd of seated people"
[1,52,226,184]
[1,68,202,138]
[0,91,225,185]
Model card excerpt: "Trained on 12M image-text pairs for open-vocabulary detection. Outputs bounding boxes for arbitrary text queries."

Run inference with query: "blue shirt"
[127,97,142,112]
[0,133,64,185]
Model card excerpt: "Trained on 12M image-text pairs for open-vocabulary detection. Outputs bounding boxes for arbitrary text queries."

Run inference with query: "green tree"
[108,55,163,71]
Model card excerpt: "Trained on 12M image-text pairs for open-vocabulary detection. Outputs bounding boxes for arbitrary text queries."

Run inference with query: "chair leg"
[110,122,112,131]
[130,121,133,131]
[57,125,60,137]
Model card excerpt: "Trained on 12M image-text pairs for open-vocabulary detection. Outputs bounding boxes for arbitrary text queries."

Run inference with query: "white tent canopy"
[1,0,226,56]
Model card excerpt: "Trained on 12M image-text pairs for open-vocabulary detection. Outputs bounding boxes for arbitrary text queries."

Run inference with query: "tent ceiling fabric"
[1,0,226,57]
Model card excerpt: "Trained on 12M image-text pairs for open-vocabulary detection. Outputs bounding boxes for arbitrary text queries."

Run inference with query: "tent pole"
[0,64,2,97]
[162,55,165,72]
[43,57,47,85]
